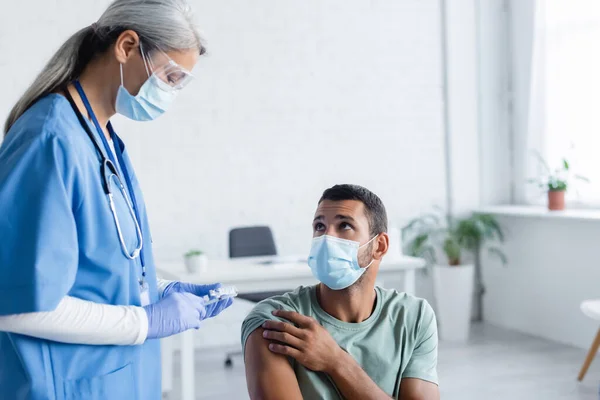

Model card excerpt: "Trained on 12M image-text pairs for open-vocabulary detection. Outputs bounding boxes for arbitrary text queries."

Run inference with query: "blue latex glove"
[162,281,233,319]
[143,292,208,340]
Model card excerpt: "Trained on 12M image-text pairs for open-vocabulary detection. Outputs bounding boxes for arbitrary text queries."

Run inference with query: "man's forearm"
[327,350,392,400]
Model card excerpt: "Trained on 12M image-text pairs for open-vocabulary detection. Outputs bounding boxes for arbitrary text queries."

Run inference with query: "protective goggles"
[140,43,195,92]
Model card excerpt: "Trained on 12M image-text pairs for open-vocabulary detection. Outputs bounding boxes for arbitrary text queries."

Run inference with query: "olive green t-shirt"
[241,285,438,399]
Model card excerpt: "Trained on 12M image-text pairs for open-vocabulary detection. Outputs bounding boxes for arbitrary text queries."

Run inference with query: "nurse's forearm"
[0,296,148,345]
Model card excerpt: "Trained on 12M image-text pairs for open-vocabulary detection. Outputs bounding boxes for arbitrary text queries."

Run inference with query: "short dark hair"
[319,184,388,236]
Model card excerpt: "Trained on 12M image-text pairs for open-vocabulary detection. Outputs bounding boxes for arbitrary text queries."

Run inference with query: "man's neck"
[316,282,377,323]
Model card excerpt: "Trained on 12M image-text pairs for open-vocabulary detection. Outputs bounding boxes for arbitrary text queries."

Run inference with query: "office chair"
[229,226,284,302]
[229,226,277,258]
[225,226,287,366]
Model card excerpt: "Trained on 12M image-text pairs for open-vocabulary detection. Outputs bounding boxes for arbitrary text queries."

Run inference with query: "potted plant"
[528,152,588,211]
[184,250,208,273]
[403,210,506,342]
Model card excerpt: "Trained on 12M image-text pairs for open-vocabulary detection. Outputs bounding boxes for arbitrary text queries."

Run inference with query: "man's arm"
[398,300,440,400]
[327,356,440,400]
[244,327,303,400]
[263,310,393,400]
[399,378,439,400]
[324,349,393,399]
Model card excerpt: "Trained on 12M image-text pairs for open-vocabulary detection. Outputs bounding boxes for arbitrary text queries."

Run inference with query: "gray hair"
[4,0,204,134]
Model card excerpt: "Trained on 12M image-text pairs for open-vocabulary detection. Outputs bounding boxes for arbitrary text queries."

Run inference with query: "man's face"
[312,200,374,267]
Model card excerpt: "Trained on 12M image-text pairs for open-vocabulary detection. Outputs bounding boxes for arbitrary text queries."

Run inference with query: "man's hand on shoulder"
[261,310,344,373]
[262,310,393,400]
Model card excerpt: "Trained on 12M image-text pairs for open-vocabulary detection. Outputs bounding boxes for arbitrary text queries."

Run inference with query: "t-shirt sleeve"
[401,300,439,384]
[0,133,80,315]
[241,293,300,354]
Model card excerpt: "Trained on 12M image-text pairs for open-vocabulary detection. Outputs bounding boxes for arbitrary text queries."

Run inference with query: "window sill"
[476,205,600,222]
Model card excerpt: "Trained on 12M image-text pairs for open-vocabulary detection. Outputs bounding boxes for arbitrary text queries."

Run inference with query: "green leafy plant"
[184,249,204,258]
[402,209,506,267]
[528,151,588,192]
[403,209,506,321]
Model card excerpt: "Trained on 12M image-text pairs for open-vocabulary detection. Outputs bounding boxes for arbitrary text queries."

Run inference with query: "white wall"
[479,0,600,350]
[482,215,600,349]
[3,1,523,322]
[444,0,481,215]
[0,1,447,263]
[434,0,511,217]
[409,0,486,305]
[508,0,538,204]
[477,0,513,206]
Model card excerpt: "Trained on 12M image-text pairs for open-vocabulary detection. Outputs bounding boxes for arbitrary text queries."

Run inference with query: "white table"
[157,255,426,400]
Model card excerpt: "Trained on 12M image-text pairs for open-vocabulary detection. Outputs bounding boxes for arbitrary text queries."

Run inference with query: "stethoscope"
[63,83,145,268]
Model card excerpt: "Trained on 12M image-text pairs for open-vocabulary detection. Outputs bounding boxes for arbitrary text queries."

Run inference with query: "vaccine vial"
[204,286,238,304]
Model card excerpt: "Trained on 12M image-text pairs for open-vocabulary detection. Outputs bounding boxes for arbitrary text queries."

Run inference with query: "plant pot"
[432,264,474,342]
[184,254,208,273]
[547,190,565,211]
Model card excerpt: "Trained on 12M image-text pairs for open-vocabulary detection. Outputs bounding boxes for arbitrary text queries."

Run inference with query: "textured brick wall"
[1,0,447,262]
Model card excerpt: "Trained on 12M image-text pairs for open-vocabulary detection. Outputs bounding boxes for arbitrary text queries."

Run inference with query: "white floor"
[165,323,600,400]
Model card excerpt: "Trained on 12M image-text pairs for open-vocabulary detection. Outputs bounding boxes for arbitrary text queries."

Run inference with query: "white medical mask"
[115,63,178,121]
[308,235,378,290]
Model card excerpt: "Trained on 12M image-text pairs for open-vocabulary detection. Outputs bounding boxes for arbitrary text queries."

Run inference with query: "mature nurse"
[0,1,232,399]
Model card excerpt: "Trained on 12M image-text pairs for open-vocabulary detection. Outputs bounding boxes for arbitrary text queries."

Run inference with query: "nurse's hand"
[162,281,233,319]
[143,292,209,340]
[163,281,221,298]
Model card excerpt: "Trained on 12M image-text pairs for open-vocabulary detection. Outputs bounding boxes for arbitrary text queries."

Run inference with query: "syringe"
[203,286,238,305]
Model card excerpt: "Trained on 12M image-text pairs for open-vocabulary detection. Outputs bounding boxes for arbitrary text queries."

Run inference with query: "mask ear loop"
[359,235,379,249]
[359,234,379,269]
[119,41,151,88]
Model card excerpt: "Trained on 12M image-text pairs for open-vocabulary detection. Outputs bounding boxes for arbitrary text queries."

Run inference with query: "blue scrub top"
[0,94,161,400]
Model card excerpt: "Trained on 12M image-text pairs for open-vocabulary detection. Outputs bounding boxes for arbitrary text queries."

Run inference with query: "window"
[529,0,600,203]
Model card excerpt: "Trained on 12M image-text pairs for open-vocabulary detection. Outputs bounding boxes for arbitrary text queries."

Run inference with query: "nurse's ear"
[113,30,141,64]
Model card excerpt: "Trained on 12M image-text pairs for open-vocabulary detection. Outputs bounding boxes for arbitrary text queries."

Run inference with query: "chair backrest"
[229,226,277,258]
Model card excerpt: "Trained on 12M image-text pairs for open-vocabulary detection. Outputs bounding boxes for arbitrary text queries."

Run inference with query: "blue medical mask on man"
[308,234,379,290]
[116,43,193,121]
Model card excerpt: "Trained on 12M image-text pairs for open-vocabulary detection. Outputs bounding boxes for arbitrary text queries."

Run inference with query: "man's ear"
[372,233,389,261]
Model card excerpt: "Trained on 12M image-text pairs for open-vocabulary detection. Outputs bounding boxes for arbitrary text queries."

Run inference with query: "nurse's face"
[113,30,199,97]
